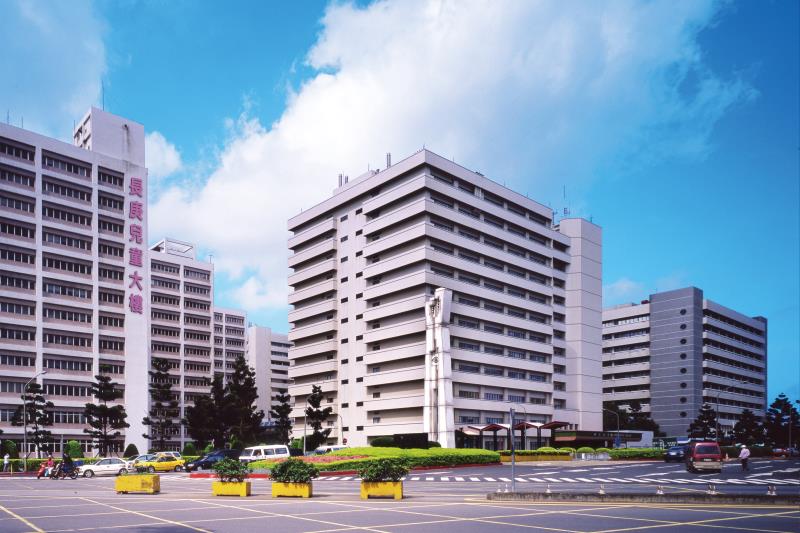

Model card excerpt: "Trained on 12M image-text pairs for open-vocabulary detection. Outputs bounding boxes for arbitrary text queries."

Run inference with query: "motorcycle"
[50,462,78,480]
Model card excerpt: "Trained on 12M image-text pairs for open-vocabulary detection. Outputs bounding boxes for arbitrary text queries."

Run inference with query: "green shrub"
[607,448,665,460]
[213,458,249,483]
[182,443,198,457]
[427,441,442,448]
[65,440,83,459]
[370,436,396,447]
[123,443,139,458]
[357,458,409,482]
[2,440,19,459]
[270,458,319,483]
[534,447,558,453]
[558,447,576,453]
[203,443,215,455]
[595,447,611,453]
[576,447,595,454]
[289,438,303,450]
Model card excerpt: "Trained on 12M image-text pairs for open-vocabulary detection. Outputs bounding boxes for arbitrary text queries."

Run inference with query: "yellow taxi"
[136,453,185,473]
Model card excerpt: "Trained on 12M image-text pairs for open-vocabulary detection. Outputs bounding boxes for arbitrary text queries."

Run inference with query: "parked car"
[664,445,686,462]
[136,454,185,473]
[313,445,348,455]
[685,441,723,473]
[79,457,132,478]
[129,454,156,466]
[157,451,183,460]
[185,449,241,472]
[771,447,798,458]
[239,445,291,464]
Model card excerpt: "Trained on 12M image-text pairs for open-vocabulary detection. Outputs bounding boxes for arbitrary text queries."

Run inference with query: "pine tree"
[733,409,763,445]
[84,369,129,456]
[304,384,333,451]
[269,391,293,444]
[11,382,54,455]
[225,355,265,445]
[183,375,224,449]
[142,358,180,451]
[687,403,718,439]
[764,394,800,447]
[627,400,664,436]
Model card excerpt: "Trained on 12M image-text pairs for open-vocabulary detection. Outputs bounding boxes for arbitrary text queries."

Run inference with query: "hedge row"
[607,448,665,460]
[3,457,104,472]
[250,447,501,472]
[497,450,571,456]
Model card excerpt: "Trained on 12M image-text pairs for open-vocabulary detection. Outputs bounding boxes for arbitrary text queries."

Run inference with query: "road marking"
[325,476,339,480]
[339,476,352,480]
[607,478,632,483]
[483,477,496,481]
[411,477,421,481]
[590,478,613,483]
[527,477,546,482]
[498,477,511,482]
[591,467,615,471]
[469,477,480,481]
[454,477,464,481]
[575,478,595,483]
[441,477,449,481]
[80,497,211,533]
[515,477,528,482]
[0,503,44,532]
[566,469,589,473]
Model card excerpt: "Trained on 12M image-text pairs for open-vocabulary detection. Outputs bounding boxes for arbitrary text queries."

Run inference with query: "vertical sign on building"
[127,177,145,314]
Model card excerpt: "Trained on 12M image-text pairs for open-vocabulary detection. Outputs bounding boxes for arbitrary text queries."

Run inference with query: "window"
[340,236,348,242]
[341,379,348,384]
[340,256,348,263]
[372,416,381,424]
[484,392,503,401]
[340,215,348,221]
[356,377,363,382]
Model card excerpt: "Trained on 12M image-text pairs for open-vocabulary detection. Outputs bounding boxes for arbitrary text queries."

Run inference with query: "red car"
[685,441,722,473]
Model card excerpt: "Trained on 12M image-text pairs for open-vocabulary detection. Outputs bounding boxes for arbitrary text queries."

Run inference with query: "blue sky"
[1,1,797,401]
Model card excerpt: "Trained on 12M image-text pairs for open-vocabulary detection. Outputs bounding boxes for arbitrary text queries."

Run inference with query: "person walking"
[3,453,9,472]
[739,444,751,471]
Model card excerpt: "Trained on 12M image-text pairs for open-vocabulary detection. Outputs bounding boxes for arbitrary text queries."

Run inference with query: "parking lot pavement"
[1,474,799,532]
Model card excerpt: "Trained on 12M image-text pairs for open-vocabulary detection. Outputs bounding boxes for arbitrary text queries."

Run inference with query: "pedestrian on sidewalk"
[738,444,751,471]
[2,453,9,472]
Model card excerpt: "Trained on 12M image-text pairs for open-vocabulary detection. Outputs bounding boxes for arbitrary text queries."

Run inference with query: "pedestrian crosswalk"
[313,475,799,486]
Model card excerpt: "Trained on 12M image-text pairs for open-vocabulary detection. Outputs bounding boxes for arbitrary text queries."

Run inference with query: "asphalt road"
[0,459,796,532]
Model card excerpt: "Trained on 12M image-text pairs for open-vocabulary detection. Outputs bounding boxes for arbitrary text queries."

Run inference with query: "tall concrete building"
[602,287,767,437]
[246,326,290,418]
[213,307,247,383]
[287,149,602,448]
[0,108,149,453]
[149,238,217,449]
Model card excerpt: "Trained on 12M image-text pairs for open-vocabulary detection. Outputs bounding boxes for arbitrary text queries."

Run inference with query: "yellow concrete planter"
[360,481,403,500]
[212,481,251,497]
[500,455,571,462]
[115,474,160,494]
[271,482,313,498]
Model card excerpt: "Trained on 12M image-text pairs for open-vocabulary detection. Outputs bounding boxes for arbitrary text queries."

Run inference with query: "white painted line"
[575,478,595,483]
[410,477,421,481]
[440,477,449,481]
[484,477,496,482]
[607,478,632,483]
[527,477,546,482]
[454,477,464,482]
[498,477,511,482]
[591,467,614,471]
[325,476,339,480]
[590,478,612,483]
[544,478,562,483]
[339,477,352,481]
[533,471,558,475]
[469,477,480,481]
[425,477,434,481]
[515,477,528,482]
[559,477,578,483]
[566,469,589,473]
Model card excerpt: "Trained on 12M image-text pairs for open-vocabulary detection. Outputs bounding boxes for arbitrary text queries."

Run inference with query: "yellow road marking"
[79,497,211,533]
[0,503,44,532]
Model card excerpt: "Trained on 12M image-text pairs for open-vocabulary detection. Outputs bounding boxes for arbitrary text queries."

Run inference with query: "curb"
[486,492,800,505]
[189,462,499,479]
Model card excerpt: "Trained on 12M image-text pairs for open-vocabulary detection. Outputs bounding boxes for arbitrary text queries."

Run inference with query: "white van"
[239,445,291,463]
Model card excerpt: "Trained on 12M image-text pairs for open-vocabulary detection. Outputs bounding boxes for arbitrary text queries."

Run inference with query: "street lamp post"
[602,408,620,448]
[714,381,742,443]
[22,370,47,473]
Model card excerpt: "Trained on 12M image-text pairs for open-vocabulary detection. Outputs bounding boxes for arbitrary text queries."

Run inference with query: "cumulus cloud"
[0,0,105,138]
[145,131,183,180]
[604,277,646,305]
[150,0,755,315]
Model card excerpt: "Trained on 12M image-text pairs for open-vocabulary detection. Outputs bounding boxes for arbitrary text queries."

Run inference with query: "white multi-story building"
[213,307,247,383]
[0,108,150,454]
[148,238,215,449]
[602,287,767,437]
[246,326,291,418]
[287,149,602,449]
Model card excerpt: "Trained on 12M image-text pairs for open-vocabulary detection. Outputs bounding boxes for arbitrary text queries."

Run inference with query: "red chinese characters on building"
[127,177,145,314]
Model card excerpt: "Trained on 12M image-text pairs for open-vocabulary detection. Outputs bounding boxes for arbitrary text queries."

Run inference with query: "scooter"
[50,462,78,480]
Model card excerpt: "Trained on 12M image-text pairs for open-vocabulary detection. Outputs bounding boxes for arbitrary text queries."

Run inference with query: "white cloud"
[150,0,754,315]
[145,131,183,180]
[604,278,646,305]
[0,1,106,139]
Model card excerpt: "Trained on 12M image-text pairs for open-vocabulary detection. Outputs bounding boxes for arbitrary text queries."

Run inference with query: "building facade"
[0,108,150,454]
[148,238,217,449]
[602,287,767,438]
[287,149,602,448]
[246,326,290,418]
[213,307,248,383]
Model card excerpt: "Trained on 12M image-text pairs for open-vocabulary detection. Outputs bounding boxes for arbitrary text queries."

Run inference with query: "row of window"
[1,165,34,187]
[0,140,34,162]
[602,315,649,328]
